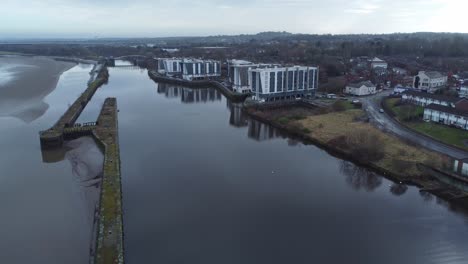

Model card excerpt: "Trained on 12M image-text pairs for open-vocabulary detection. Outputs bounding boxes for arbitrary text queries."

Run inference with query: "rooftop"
[425,103,468,118]
[403,90,464,104]
[347,81,375,88]
[420,71,445,79]
[370,57,386,63]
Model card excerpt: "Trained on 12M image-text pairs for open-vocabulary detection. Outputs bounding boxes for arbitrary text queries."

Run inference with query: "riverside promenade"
[147,70,249,102]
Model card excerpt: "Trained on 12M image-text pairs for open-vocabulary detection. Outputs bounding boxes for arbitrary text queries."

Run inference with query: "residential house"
[249,65,319,101]
[453,159,468,177]
[401,90,466,107]
[345,81,376,96]
[370,57,388,69]
[459,84,468,98]
[392,67,407,75]
[413,71,447,92]
[423,104,468,130]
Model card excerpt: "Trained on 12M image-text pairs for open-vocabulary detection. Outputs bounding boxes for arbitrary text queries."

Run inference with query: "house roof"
[347,81,375,88]
[370,57,385,63]
[425,104,468,118]
[402,90,463,104]
[422,71,445,79]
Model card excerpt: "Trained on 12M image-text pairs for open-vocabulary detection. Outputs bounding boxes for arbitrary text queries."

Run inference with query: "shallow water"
[0,61,101,264]
[79,65,468,264]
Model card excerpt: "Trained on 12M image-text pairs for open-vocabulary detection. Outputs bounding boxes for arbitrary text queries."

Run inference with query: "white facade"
[453,159,468,177]
[181,59,221,81]
[370,57,388,69]
[156,58,183,75]
[228,60,257,94]
[459,85,468,98]
[249,65,319,101]
[345,82,376,96]
[402,93,455,107]
[423,106,468,130]
[413,71,447,91]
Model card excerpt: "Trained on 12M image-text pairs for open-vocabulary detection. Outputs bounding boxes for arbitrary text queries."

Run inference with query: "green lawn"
[384,98,468,150]
[385,98,424,121]
[406,122,468,150]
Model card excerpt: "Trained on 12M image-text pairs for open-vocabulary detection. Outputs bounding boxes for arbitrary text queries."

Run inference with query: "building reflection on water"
[41,137,103,262]
[156,83,222,104]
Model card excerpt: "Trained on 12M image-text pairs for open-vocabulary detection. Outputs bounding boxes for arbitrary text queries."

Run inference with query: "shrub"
[345,128,385,162]
[302,128,311,134]
[277,117,290,125]
[331,100,347,112]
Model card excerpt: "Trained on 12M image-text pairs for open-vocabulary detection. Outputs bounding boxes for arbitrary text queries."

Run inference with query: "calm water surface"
[0,60,102,263]
[2,59,468,264]
[79,64,468,264]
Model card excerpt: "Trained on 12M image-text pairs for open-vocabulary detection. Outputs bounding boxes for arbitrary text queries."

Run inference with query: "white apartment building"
[249,65,319,101]
[155,58,183,75]
[227,60,278,94]
[228,60,256,94]
[413,71,447,92]
[181,59,221,81]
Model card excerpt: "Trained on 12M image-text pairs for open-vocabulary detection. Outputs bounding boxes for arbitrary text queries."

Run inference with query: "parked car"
[379,108,384,113]
[352,99,360,104]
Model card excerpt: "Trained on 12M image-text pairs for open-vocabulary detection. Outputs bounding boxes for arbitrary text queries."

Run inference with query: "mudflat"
[0,56,76,122]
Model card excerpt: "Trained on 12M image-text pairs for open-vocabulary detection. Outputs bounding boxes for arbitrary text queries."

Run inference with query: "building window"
[294,70,299,90]
[298,70,304,90]
[308,70,314,88]
[277,72,283,92]
[270,72,275,93]
[288,71,294,91]
[252,72,257,92]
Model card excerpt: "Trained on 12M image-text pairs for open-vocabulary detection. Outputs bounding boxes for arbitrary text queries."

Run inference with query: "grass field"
[384,98,468,151]
[295,109,447,177]
[406,122,468,150]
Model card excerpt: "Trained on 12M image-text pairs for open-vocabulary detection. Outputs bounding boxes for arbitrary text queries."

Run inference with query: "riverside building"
[249,65,319,101]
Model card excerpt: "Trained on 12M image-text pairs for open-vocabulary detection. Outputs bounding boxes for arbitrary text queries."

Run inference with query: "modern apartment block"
[155,58,183,75]
[181,59,221,81]
[227,60,278,94]
[155,58,221,81]
[249,65,319,101]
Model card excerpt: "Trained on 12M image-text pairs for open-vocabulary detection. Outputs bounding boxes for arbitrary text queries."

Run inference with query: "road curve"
[361,91,468,159]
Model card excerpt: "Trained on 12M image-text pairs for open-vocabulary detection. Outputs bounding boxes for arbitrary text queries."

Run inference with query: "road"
[360,91,468,159]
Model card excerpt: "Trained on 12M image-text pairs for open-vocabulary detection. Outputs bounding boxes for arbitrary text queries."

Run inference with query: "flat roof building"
[249,65,319,101]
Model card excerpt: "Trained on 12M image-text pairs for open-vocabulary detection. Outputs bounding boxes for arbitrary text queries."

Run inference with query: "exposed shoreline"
[0,55,76,122]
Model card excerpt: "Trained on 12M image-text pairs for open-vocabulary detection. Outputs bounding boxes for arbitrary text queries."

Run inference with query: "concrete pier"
[93,98,124,264]
[39,65,109,149]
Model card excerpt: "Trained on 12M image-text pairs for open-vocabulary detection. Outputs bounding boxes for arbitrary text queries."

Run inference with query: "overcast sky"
[1,0,467,38]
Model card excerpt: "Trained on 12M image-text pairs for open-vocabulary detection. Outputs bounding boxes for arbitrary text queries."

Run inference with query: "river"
[2,58,468,263]
[0,57,101,263]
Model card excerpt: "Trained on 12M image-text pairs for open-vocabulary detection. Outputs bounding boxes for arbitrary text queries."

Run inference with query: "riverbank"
[0,56,76,122]
[245,102,468,204]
